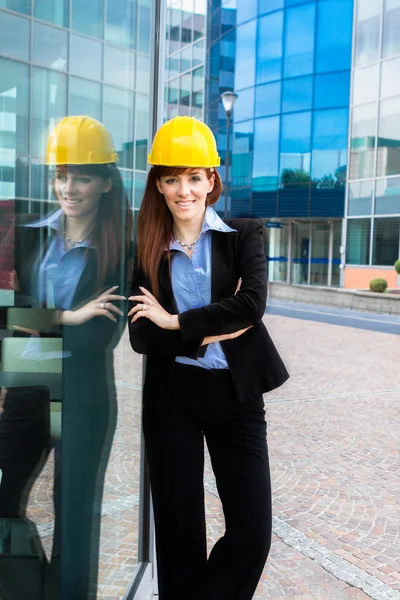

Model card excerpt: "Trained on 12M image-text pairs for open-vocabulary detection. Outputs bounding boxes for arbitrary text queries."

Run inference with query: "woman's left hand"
[128,287,179,330]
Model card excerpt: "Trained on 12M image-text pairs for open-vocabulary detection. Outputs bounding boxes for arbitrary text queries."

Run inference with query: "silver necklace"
[175,236,200,251]
[64,232,87,248]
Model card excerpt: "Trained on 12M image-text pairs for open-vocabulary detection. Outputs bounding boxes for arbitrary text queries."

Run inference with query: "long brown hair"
[137,166,222,298]
[54,164,133,289]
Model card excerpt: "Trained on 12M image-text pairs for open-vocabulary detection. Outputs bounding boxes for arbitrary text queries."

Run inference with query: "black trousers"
[143,363,272,600]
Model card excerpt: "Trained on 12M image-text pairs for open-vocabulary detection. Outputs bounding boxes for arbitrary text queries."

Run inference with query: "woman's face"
[156,169,214,225]
[54,168,112,220]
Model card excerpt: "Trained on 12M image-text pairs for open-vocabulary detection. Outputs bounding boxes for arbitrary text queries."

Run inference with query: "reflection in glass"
[310,222,330,286]
[232,120,253,189]
[259,0,283,14]
[255,81,281,118]
[180,73,191,113]
[106,0,137,48]
[383,0,400,58]
[236,0,257,25]
[346,218,371,264]
[138,0,151,54]
[103,86,134,169]
[34,0,68,27]
[235,20,256,91]
[352,64,379,105]
[0,11,30,62]
[33,22,68,71]
[312,109,348,186]
[194,0,206,39]
[0,0,30,13]
[167,56,180,80]
[169,2,181,54]
[0,58,29,158]
[372,217,400,265]
[280,111,311,177]
[348,180,373,216]
[137,54,151,94]
[377,97,400,177]
[349,103,377,180]
[31,68,67,159]
[354,0,382,67]
[253,116,280,191]
[284,3,316,78]
[233,87,254,123]
[314,72,351,109]
[69,77,102,121]
[104,45,135,90]
[72,0,104,38]
[268,222,288,283]
[180,45,192,72]
[193,38,205,68]
[375,178,400,214]
[134,171,147,208]
[135,93,149,171]
[381,57,400,99]
[282,76,313,113]
[315,0,353,73]
[292,222,310,284]
[256,11,283,84]
[70,34,102,81]
[192,67,204,113]
[182,0,193,45]
[120,168,134,204]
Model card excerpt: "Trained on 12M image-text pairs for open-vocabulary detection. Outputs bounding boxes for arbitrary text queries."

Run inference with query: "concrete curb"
[269,282,400,315]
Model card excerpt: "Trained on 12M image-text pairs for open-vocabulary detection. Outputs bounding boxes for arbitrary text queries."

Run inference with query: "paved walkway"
[26,314,400,599]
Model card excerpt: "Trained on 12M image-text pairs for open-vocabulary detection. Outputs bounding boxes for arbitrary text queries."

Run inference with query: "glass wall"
[346,0,400,268]
[0,1,154,598]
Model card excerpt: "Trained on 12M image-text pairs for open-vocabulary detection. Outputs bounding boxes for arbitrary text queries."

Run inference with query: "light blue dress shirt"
[171,206,236,370]
[25,209,89,310]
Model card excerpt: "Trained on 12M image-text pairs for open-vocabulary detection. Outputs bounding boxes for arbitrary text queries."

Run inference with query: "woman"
[128,116,289,600]
[0,116,132,599]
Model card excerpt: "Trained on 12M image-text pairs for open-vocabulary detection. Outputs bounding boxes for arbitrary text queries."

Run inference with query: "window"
[375,177,400,214]
[284,3,316,78]
[138,0,151,54]
[232,120,254,188]
[280,111,312,177]
[346,218,371,264]
[71,0,104,38]
[382,0,400,58]
[137,54,151,93]
[103,86,134,169]
[255,81,281,118]
[259,0,283,13]
[69,77,102,121]
[256,11,283,84]
[253,116,280,190]
[314,72,351,109]
[70,34,102,81]
[354,0,382,67]
[105,0,137,48]
[282,76,313,113]
[348,180,373,216]
[233,87,254,123]
[372,217,400,265]
[349,103,377,180]
[315,0,353,73]
[104,45,135,90]
[0,0,30,14]
[135,93,149,170]
[311,109,348,184]
[377,97,400,177]
[381,57,400,99]
[34,0,68,27]
[31,67,67,159]
[33,22,68,71]
[352,65,379,105]
[236,0,257,25]
[0,11,30,62]
[234,21,256,90]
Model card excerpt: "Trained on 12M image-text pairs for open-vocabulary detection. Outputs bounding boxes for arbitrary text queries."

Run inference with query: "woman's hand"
[59,286,126,326]
[128,287,179,330]
[201,326,252,346]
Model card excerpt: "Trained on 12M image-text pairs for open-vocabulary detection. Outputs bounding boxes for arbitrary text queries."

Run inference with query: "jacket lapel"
[211,230,235,302]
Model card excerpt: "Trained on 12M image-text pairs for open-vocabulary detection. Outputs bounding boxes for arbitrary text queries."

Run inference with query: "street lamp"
[221,90,238,219]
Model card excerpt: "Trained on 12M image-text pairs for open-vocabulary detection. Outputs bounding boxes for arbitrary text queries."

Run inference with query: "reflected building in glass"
[206,0,354,287]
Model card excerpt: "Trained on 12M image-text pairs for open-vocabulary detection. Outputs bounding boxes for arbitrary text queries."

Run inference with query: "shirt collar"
[24,208,63,231]
[169,207,236,250]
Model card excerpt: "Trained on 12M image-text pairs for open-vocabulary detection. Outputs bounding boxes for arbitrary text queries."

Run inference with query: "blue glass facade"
[206,0,354,220]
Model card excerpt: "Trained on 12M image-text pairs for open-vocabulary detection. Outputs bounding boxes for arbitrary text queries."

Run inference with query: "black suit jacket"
[129,218,289,409]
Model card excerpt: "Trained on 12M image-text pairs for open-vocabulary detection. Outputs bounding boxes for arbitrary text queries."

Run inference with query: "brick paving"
[25,315,400,599]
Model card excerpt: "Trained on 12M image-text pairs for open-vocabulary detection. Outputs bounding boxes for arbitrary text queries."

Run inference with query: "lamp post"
[221,90,238,220]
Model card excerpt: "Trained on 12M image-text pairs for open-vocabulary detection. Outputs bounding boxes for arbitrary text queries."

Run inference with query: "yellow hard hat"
[148,116,220,168]
[46,116,118,165]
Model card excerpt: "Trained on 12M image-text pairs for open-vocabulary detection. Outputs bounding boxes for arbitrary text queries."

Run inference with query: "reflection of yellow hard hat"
[148,116,220,168]
[46,116,118,165]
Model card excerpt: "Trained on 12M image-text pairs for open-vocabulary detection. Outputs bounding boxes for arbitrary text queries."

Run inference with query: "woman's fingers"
[139,287,157,302]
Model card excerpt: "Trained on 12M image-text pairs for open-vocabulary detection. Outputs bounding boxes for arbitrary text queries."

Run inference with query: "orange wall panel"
[344,266,398,290]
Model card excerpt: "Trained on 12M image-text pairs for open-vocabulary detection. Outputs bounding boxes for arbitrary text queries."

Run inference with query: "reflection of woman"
[2,116,132,598]
[129,116,289,600]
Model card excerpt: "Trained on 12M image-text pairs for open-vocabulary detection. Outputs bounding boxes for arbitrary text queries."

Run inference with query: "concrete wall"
[269,282,400,315]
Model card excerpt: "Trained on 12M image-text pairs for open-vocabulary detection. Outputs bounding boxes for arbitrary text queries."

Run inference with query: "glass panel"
[233,87,254,123]
[375,177,400,214]
[169,2,181,54]
[31,67,67,159]
[71,0,104,38]
[256,11,283,84]
[103,85,134,169]
[137,54,151,93]
[346,218,371,264]
[280,111,312,177]
[282,76,313,113]
[104,45,135,90]
[0,0,30,13]
[70,34,102,81]
[310,222,329,285]
[0,11,30,62]
[106,0,137,49]
[253,116,280,192]
[0,59,29,200]
[382,0,400,58]
[134,171,146,207]
[381,57,400,99]
[138,0,151,54]
[120,168,134,204]
[259,0,283,14]
[235,20,256,90]
[236,0,257,24]
[372,217,400,265]
[135,93,149,170]
[34,0,68,27]
[354,0,382,67]
[194,0,206,40]
[232,120,254,189]
[33,22,68,71]
[69,77,102,121]
[192,66,204,112]
[167,56,180,80]
[292,222,310,284]
[268,222,288,283]
[316,0,353,73]
[180,45,192,72]
[193,38,205,68]
[182,0,193,45]
[255,81,281,118]
[331,220,342,286]
[180,73,191,111]
[311,109,348,186]
[349,103,377,180]
[348,180,373,215]
[314,72,351,109]
[284,3,316,78]
[377,97,400,177]
[352,64,379,105]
